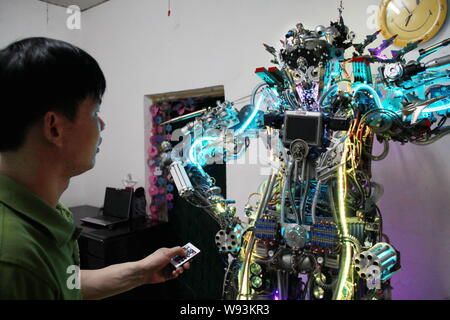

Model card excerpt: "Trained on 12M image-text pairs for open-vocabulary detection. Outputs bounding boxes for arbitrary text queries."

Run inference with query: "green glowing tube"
[332,142,353,300]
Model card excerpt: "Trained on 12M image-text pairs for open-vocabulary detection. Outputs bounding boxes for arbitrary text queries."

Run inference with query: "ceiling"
[38,0,111,11]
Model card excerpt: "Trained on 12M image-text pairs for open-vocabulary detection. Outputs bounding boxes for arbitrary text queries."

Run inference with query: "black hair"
[0,37,106,152]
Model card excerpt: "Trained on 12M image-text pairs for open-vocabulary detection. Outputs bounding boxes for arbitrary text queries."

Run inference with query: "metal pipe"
[277,270,284,300]
[238,170,278,300]
[332,138,354,300]
[418,38,450,62]
[280,166,289,223]
[299,160,311,223]
[287,161,300,224]
[311,180,322,224]
[259,172,278,215]
[374,251,396,266]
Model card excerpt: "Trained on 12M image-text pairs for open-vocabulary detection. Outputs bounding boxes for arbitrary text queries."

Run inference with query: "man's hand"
[137,246,191,284]
[80,246,191,299]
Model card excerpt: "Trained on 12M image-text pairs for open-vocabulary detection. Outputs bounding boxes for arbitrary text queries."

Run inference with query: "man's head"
[0,37,106,176]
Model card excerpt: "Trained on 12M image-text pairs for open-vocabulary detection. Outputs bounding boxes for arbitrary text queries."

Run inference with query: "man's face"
[62,97,105,176]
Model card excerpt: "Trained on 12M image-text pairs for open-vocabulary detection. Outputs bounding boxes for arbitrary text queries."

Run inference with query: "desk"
[71,205,177,299]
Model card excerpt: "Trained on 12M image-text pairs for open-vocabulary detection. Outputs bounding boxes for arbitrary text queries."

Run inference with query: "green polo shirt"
[0,173,82,300]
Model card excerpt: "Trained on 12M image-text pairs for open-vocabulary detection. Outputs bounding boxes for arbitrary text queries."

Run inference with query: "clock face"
[379,0,448,47]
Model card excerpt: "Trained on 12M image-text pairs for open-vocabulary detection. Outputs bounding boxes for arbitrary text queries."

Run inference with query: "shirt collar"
[0,173,77,247]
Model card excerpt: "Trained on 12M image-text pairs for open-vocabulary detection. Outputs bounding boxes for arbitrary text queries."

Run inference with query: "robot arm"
[164,86,272,239]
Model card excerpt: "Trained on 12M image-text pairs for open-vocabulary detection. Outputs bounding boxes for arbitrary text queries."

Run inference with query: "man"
[0,37,189,299]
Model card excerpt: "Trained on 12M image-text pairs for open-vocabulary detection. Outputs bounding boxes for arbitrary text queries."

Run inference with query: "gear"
[290,139,309,161]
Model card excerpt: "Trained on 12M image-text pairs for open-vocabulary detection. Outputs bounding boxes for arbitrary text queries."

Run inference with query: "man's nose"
[99,117,106,131]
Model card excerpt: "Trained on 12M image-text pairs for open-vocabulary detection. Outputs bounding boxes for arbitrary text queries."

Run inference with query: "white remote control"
[170,242,201,268]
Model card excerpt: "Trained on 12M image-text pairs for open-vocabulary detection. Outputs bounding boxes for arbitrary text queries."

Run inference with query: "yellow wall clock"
[379,0,448,47]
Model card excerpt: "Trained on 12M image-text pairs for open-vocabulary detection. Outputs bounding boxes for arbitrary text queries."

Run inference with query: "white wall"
[1,0,449,299]
[0,0,82,47]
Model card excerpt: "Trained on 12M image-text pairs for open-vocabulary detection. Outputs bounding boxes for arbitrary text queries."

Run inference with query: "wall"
[0,0,82,47]
[1,0,449,299]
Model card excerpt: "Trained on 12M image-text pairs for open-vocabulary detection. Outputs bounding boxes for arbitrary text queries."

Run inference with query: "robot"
[159,4,450,300]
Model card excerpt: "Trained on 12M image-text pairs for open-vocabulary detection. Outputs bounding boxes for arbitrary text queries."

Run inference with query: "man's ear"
[43,111,65,148]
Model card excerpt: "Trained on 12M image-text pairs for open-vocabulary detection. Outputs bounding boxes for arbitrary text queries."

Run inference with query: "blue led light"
[423,101,450,113]
[235,88,267,135]
[352,83,383,109]
[187,88,271,168]
[381,269,398,281]
[189,136,218,166]
[377,248,394,259]
[381,256,396,266]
